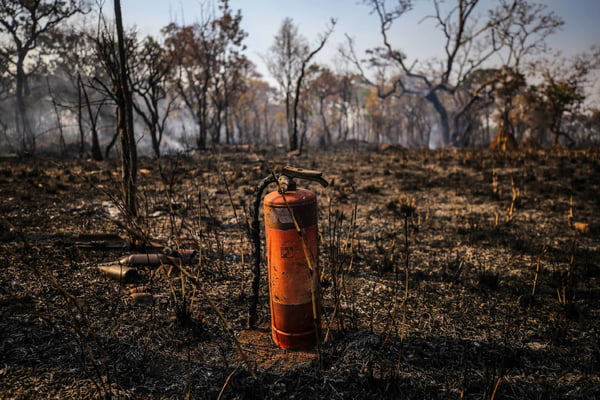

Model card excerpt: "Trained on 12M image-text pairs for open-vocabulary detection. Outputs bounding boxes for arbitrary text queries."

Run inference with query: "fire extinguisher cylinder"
[264,186,321,349]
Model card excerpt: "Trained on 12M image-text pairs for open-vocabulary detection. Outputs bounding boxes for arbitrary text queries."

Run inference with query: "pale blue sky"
[116,0,600,89]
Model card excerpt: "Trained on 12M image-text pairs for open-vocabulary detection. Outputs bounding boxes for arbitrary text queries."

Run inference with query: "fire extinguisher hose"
[247,173,276,329]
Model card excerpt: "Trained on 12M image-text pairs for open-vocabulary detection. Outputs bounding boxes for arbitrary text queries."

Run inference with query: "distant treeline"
[1,0,599,157]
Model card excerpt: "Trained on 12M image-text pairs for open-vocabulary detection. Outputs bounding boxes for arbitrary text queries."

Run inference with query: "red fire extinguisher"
[249,166,328,349]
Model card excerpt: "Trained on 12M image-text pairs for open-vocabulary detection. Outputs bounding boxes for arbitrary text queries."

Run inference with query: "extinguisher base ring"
[271,326,318,349]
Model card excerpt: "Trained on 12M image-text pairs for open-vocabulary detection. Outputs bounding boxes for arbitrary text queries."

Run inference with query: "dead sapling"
[398,196,416,342]
[506,176,521,223]
[556,241,582,320]
[323,196,358,340]
[221,169,251,300]
[203,200,225,263]
[490,169,503,227]
[157,154,191,240]
[521,245,548,308]
[385,195,416,349]
[491,169,502,200]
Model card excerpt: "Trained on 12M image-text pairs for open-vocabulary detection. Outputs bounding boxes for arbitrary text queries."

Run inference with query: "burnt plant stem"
[490,376,502,400]
[401,212,409,340]
[532,246,547,298]
[222,173,250,296]
[203,201,223,260]
[325,199,350,336]
[217,366,240,400]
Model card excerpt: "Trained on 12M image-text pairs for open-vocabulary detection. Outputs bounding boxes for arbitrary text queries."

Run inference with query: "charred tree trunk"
[286,89,296,152]
[77,73,85,157]
[150,105,160,157]
[105,129,119,160]
[264,97,270,145]
[196,106,207,150]
[425,90,450,146]
[80,79,103,161]
[46,77,66,156]
[15,56,33,154]
[114,0,138,220]
[319,97,332,145]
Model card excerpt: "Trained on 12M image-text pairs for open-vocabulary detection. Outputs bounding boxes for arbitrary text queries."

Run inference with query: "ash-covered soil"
[1,146,599,399]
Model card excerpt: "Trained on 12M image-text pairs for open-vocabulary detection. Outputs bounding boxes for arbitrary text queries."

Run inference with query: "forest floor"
[1,145,599,399]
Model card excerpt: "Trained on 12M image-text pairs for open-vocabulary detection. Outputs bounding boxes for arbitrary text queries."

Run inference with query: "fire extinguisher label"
[267,207,293,224]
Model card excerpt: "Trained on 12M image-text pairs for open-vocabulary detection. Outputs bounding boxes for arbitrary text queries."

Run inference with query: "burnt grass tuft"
[1,146,599,399]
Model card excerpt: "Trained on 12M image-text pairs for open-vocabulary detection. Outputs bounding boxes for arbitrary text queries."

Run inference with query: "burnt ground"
[0,146,599,399]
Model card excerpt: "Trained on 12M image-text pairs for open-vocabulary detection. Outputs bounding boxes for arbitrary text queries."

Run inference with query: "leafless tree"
[112,0,138,219]
[130,35,174,158]
[355,0,563,146]
[519,50,600,146]
[0,0,89,154]
[267,18,308,151]
[46,21,112,158]
[267,17,335,152]
[94,1,139,219]
[309,65,339,146]
[163,0,247,149]
[231,64,276,145]
[209,0,248,145]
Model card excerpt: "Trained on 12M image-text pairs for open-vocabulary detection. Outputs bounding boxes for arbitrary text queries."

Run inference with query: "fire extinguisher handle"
[281,166,328,187]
